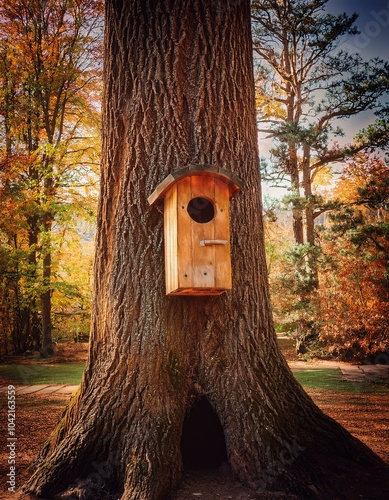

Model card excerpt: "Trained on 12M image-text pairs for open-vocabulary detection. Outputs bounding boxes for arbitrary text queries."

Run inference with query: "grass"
[0,362,85,385]
[277,337,388,394]
[292,368,389,394]
[0,359,387,395]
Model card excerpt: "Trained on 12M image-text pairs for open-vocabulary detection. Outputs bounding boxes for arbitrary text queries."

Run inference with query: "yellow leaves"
[255,77,287,121]
[0,0,102,347]
[312,166,332,189]
[255,89,286,121]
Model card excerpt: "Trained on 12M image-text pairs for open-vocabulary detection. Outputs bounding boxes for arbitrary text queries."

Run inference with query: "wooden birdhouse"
[148,165,242,296]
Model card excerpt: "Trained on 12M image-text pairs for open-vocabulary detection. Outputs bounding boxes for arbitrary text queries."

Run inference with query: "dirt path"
[1,388,388,499]
[0,342,388,499]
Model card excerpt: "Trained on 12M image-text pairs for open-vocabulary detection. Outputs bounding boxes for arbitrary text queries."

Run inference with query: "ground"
[0,342,388,499]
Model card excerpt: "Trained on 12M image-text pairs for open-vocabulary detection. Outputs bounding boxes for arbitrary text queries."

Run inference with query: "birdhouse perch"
[148,165,242,296]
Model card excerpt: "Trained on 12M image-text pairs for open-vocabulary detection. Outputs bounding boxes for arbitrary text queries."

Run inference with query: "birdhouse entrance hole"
[181,396,228,470]
[187,197,215,223]
[148,165,243,296]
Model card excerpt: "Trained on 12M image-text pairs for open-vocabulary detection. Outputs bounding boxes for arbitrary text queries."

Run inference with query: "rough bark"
[40,248,54,357]
[302,141,319,289]
[23,1,388,499]
[290,153,304,245]
[27,217,42,349]
[40,212,54,357]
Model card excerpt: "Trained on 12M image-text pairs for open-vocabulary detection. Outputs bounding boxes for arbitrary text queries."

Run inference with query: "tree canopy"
[0,0,102,354]
[253,0,389,247]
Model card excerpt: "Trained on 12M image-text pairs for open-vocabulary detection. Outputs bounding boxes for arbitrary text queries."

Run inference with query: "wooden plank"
[190,175,216,289]
[176,176,193,291]
[148,165,243,205]
[169,287,226,296]
[214,179,232,290]
[148,173,175,205]
[164,185,178,294]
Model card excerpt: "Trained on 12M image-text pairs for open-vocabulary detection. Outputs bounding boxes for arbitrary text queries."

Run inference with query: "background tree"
[52,222,95,342]
[252,0,389,349]
[0,169,41,353]
[263,201,297,328]
[252,0,389,284]
[24,1,389,499]
[355,106,389,156]
[0,0,102,355]
[315,153,389,359]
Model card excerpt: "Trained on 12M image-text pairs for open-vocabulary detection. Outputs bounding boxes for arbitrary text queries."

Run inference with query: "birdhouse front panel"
[165,175,231,295]
[148,165,242,296]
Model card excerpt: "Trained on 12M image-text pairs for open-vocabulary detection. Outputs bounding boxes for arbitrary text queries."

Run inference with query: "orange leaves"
[0,0,102,353]
[315,153,389,359]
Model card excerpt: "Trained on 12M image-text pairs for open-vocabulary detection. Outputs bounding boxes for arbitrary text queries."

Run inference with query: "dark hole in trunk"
[181,396,228,469]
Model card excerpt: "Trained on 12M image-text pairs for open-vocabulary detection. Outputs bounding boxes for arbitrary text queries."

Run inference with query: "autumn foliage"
[264,153,389,360]
[0,0,102,355]
[316,155,389,360]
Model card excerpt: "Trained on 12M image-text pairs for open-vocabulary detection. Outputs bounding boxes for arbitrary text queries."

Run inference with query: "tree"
[52,225,95,342]
[0,0,102,355]
[262,201,298,326]
[315,154,389,359]
[252,0,389,282]
[23,1,389,499]
[252,0,389,349]
[355,107,389,156]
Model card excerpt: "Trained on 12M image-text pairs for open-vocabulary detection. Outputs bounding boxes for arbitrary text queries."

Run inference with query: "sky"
[261,0,389,198]
[328,0,389,59]
[321,0,389,138]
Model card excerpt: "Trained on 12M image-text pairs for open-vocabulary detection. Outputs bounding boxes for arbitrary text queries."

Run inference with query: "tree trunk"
[23,1,388,498]
[27,201,42,350]
[40,211,55,357]
[302,142,318,289]
[40,254,54,357]
[289,143,305,245]
[302,143,314,246]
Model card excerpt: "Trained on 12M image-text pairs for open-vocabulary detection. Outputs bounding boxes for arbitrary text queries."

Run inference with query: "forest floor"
[0,341,388,499]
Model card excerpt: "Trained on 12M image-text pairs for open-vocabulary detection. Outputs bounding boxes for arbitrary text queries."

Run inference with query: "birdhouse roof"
[148,165,243,205]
